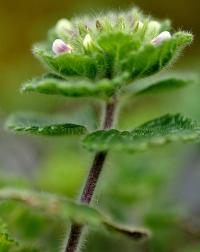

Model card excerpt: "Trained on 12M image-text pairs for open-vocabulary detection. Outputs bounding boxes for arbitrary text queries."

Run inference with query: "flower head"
[34,8,192,82]
[52,39,72,54]
[151,31,172,46]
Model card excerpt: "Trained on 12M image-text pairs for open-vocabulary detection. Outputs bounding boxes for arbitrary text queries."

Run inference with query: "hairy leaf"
[6,113,87,136]
[122,32,192,81]
[97,32,141,78]
[131,77,193,96]
[21,75,120,99]
[34,46,97,79]
[83,114,200,152]
[0,188,149,241]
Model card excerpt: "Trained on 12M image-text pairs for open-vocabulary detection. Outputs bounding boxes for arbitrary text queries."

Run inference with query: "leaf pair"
[22,75,121,99]
[6,113,200,154]
[21,72,194,100]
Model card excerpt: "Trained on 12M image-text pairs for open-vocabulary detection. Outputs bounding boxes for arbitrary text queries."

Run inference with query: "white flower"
[55,19,72,35]
[151,31,172,46]
[83,34,93,50]
[52,39,72,54]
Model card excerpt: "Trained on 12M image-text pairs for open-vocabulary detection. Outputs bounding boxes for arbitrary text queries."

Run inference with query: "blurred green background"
[1,1,200,251]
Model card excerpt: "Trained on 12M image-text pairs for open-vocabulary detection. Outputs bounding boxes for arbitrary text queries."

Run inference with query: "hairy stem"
[65,99,117,252]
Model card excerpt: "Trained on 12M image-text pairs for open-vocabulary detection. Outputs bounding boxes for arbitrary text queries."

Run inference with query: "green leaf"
[0,219,7,234]
[104,221,149,240]
[97,32,141,78]
[14,247,40,252]
[0,188,149,241]
[0,231,40,252]
[0,233,18,252]
[130,76,193,96]
[124,32,193,80]
[0,233,39,252]
[21,75,120,99]
[83,114,200,152]
[34,45,97,79]
[6,113,87,136]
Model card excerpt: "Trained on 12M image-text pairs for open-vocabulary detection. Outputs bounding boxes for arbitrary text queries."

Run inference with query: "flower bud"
[151,31,172,46]
[134,21,144,31]
[55,19,72,36]
[52,39,72,54]
[146,21,161,37]
[96,20,103,32]
[83,34,93,50]
[138,21,144,30]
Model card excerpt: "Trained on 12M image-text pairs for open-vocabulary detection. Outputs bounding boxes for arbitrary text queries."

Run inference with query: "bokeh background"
[1,1,200,251]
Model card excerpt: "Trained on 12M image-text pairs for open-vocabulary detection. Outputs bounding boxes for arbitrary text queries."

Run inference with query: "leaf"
[14,247,41,252]
[130,77,193,96]
[83,114,200,152]
[6,113,88,136]
[21,75,120,99]
[33,45,97,79]
[124,32,193,80]
[0,233,18,252]
[97,32,141,78]
[0,231,40,252]
[0,188,149,241]
[137,78,191,95]
[104,221,149,240]
[0,219,7,234]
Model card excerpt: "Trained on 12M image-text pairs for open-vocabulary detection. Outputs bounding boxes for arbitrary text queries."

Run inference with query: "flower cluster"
[52,14,172,54]
[33,8,192,84]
